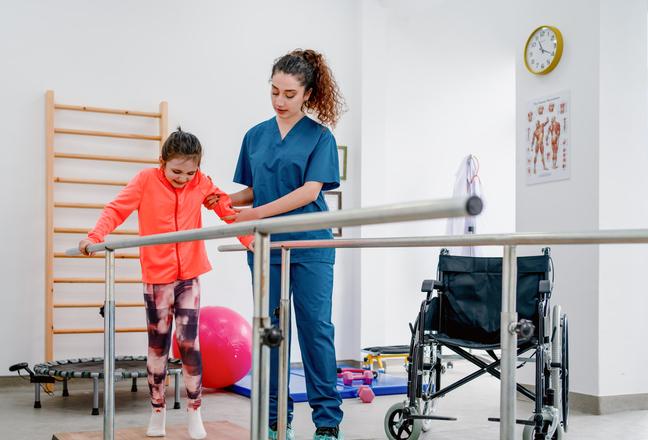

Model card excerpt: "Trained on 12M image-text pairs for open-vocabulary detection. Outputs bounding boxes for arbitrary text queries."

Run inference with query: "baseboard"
[0,375,29,387]
[518,383,648,415]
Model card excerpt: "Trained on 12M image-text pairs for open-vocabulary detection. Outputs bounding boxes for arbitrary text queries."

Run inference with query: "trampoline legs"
[173,371,181,409]
[62,378,69,397]
[34,383,41,409]
[92,377,100,416]
[131,377,137,393]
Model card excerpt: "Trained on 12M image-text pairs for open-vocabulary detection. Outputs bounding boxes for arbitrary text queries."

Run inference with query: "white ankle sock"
[187,407,207,439]
[146,407,166,437]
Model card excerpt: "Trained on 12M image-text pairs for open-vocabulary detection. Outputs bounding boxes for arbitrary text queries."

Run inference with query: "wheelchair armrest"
[538,279,552,294]
[421,279,443,293]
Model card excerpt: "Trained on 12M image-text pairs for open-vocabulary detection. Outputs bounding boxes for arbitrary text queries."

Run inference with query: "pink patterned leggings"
[144,278,202,409]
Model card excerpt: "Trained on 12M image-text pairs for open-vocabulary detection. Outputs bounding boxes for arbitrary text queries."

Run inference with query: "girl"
[79,128,252,439]
[229,49,345,440]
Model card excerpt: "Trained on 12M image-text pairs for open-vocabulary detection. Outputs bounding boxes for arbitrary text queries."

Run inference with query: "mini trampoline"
[30,356,182,415]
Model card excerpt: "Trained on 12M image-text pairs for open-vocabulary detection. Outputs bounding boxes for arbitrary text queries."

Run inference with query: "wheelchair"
[384,248,569,440]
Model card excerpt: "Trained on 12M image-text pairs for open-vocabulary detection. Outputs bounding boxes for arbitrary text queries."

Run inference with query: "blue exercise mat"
[228,366,407,403]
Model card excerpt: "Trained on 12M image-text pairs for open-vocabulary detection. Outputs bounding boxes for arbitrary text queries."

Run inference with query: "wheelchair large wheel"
[384,402,423,440]
[560,314,569,432]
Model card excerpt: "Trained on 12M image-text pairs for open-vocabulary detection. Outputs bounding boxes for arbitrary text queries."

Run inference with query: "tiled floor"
[2,362,647,439]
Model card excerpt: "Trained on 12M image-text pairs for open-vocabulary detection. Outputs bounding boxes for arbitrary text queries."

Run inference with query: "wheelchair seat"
[428,253,549,345]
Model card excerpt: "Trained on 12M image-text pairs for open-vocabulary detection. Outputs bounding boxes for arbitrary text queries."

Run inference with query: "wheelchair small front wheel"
[522,416,563,440]
[384,401,423,440]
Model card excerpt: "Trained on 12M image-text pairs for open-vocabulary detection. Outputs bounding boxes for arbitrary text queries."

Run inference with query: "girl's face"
[271,72,311,122]
[161,156,199,188]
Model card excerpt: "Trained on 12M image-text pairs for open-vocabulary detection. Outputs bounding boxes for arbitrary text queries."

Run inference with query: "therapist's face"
[271,72,312,122]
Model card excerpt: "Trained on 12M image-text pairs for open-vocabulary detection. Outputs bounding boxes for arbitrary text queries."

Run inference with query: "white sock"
[187,407,207,439]
[146,407,166,437]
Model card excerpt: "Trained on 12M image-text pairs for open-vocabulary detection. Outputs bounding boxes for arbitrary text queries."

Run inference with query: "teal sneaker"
[269,423,295,440]
[313,426,344,440]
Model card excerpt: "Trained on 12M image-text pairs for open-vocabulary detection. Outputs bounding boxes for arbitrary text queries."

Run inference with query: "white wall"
[598,0,648,397]
[0,0,361,373]
[359,0,517,349]
[515,0,602,396]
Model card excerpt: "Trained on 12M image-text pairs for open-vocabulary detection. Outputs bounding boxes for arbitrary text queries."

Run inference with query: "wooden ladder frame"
[44,90,168,361]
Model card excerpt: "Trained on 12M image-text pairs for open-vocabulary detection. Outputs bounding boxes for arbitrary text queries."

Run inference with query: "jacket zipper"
[174,189,181,279]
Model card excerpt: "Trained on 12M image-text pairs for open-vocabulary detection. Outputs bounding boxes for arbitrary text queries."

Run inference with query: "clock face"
[525,26,563,74]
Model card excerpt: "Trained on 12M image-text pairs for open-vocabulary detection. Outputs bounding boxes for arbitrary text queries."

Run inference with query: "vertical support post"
[45,90,55,363]
[159,101,168,152]
[251,233,271,440]
[500,245,517,440]
[104,250,116,440]
[278,247,291,440]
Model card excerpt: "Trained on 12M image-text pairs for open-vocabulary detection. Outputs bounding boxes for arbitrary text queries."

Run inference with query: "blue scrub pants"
[249,261,343,428]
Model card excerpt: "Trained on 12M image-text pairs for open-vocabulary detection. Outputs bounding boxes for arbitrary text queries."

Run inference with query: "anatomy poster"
[526,91,570,185]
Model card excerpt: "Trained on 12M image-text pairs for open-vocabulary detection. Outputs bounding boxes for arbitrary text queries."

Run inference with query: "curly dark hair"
[271,49,346,127]
[160,126,202,165]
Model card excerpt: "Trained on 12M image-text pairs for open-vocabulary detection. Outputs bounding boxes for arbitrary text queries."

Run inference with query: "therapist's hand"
[231,207,262,223]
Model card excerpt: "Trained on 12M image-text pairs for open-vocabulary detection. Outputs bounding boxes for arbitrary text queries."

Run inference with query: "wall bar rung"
[53,327,147,335]
[55,128,161,141]
[54,227,138,235]
[55,152,158,164]
[54,104,161,118]
[55,202,105,209]
[54,177,128,186]
[53,278,142,284]
[54,252,139,259]
[54,302,144,308]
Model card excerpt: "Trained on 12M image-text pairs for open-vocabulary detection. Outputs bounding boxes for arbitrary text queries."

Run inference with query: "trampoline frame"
[32,356,182,415]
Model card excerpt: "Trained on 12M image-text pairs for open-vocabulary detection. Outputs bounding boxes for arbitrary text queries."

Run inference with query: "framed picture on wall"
[324,190,342,237]
[337,145,347,181]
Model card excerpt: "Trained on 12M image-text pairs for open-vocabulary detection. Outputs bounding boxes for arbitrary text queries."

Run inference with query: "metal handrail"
[218,228,648,440]
[218,229,648,251]
[68,197,482,255]
[63,196,480,440]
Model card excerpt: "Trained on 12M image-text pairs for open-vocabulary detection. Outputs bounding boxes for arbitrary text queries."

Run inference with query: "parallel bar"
[53,278,141,284]
[54,302,144,308]
[54,152,158,164]
[277,248,291,440]
[55,227,138,235]
[104,250,115,440]
[54,252,139,259]
[54,327,146,334]
[55,128,161,141]
[54,177,128,186]
[500,246,517,440]
[69,197,479,255]
[55,103,161,118]
[218,229,648,252]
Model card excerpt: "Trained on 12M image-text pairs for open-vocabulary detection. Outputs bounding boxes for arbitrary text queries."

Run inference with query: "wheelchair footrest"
[487,417,534,426]
[410,414,457,421]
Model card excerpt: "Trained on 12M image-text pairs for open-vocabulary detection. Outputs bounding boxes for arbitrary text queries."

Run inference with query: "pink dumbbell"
[357,385,375,403]
[337,368,376,386]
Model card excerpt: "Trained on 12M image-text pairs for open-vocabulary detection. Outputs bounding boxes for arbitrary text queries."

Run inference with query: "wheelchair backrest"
[435,252,550,344]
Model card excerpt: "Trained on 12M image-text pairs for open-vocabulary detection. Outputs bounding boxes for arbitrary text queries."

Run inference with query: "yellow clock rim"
[524,25,564,75]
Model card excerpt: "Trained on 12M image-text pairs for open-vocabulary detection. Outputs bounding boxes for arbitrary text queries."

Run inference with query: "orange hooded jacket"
[87,168,253,284]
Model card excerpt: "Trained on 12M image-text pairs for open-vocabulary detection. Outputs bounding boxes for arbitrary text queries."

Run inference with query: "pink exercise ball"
[172,306,252,389]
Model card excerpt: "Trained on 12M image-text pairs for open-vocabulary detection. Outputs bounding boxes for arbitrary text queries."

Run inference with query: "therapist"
[230,49,345,440]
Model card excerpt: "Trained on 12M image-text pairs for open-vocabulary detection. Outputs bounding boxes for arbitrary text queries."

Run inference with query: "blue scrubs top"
[234,116,340,265]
